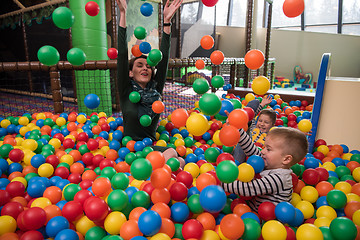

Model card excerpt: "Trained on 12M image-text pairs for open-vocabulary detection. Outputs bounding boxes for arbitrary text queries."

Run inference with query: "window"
[215,0,230,26]
[181,2,199,24]
[342,0,360,35]
[271,0,301,29]
[229,0,247,27]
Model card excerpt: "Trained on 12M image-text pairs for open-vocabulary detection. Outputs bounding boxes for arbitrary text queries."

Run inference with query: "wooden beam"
[12,0,25,9]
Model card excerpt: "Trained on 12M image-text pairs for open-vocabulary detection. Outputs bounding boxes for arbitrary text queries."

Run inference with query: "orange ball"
[331,144,344,155]
[293,179,305,194]
[347,161,360,173]
[43,186,63,204]
[129,207,147,221]
[151,188,171,204]
[106,149,119,161]
[22,166,37,175]
[70,162,85,174]
[92,125,102,135]
[126,140,136,152]
[115,161,130,173]
[92,177,112,197]
[176,145,187,157]
[159,218,175,238]
[131,45,142,57]
[152,101,165,114]
[146,151,165,170]
[196,172,217,192]
[10,196,27,207]
[315,181,334,197]
[44,204,62,224]
[69,150,82,162]
[351,183,360,196]
[82,170,97,181]
[67,122,78,132]
[3,137,16,146]
[219,124,241,147]
[244,49,264,70]
[0,233,19,240]
[210,50,224,65]
[282,0,305,18]
[171,108,189,128]
[119,219,142,240]
[151,202,171,219]
[344,201,360,219]
[233,203,251,217]
[195,59,205,70]
[228,109,249,129]
[151,167,171,189]
[196,212,216,230]
[220,214,245,240]
[200,35,214,50]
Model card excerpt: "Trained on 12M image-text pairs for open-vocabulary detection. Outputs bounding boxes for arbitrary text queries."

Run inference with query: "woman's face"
[129,58,152,88]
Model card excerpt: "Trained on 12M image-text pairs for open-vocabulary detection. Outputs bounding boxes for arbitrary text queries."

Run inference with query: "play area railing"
[0,57,275,118]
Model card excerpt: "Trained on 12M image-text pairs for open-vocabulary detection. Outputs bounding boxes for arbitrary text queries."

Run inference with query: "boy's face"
[261,135,290,169]
[129,58,152,87]
[256,114,274,133]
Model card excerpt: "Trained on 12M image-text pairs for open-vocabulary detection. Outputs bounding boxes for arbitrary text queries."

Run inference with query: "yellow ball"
[60,154,74,165]
[76,215,96,236]
[184,162,200,178]
[317,145,329,156]
[15,137,24,146]
[65,135,76,142]
[352,167,360,182]
[23,150,35,166]
[156,140,167,147]
[173,133,183,139]
[296,200,315,219]
[0,215,17,235]
[322,162,336,172]
[274,94,281,100]
[201,230,220,240]
[291,193,302,207]
[77,114,87,124]
[194,142,202,148]
[36,113,46,120]
[199,163,215,174]
[194,101,200,109]
[335,181,352,194]
[0,119,11,128]
[186,113,209,137]
[298,119,312,133]
[316,206,337,220]
[18,117,30,126]
[212,130,222,146]
[130,179,143,189]
[251,76,270,95]
[31,197,52,209]
[261,220,287,240]
[185,148,193,156]
[352,209,360,226]
[19,126,31,136]
[150,233,172,240]
[11,177,27,188]
[104,211,127,235]
[55,117,66,126]
[245,93,256,103]
[300,186,319,203]
[107,117,116,123]
[346,193,360,202]
[49,138,61,149]
[38,163,54,178]
[237,163,255,182]
[342,153,353,161]
[296,223,323,240]
[98,112,107,118]
[21,139,38,151]
[101,146,110,153]
[174,139,185,147]
[313,217,331,228]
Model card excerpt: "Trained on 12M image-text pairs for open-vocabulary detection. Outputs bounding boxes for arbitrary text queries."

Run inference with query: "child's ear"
[283,155,293,166]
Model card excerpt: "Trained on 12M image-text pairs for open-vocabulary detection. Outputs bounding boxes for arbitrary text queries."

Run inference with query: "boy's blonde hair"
[267,127,308,166]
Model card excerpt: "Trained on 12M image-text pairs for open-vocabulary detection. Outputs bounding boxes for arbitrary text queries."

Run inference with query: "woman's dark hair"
[129,55,155,79]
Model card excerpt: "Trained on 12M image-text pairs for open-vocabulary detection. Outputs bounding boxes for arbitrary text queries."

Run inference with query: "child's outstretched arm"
[238,128,262,157]
[260,95,272,107]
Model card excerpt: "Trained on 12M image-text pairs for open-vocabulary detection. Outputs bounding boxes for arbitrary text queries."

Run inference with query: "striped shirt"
[222,129,294,212]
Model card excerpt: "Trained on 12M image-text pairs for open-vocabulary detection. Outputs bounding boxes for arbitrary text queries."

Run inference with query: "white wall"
[216,26,360,81]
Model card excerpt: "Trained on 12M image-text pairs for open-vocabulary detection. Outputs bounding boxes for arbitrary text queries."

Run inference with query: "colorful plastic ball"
[0,215,17,236]
[275,202,296,224]
[228,109,249,129]
[37,45,60,66]
[258,202,276,221]
[182,219,204,240]
[261,220,287,240]
[296,223,323,240]
[139,42,151,54]
[85,1,100,16]
[84,94,100,109]
[283,0,305,18]
[199,93,222,116]
[298,119,312,133]
[246,155,265,174]
[242,218,261,240]
[251,76,270,95]
[211,75,224,89]
[329,217,357,240]
[140,2,154,17]
[237,163,255,182]
[296,200,314,219]
[67,47,86,66]
[201,0,219,7]
[38,163,54,178]
[186,113,209,136]
[210,50,224,65]
[302,168,320,186]
[134,26,147,40]
[130,158,153,180]
[216,160,239,183]
[199,185,227,213]
[171,202,190,223]
[104,211,127,235]
[129,91,141,103]
[140,115,152,127]
[84,196,109,221]
[200,35,214,50]
[55,228,79,240]
[326,189,347,209]
[220,213,244,240]
[46,216,69,237]
[131,44,142,57]
[22,207,47,230]
[138,210,162,236]
[148,49,163,64]
[107,47,118,59]
[219,99,234,116]
[170,108,189,128]
[219,124,240,147]
[195,59,205,70]
[193,78,210,95]
[52,7,74,29]
[244,49,264,70]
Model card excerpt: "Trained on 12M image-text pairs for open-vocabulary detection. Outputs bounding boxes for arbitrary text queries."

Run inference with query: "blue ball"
[27,180,47,198]
[134,141,146,152]
[194,148,204,156]
[49,176,62,186]
[115,117,123,126]
[46,216,70,237]
[6,124,16,134]
[275,202,296,224]
[246,155,265,174]
[185,153,198,163]
[119,147,130,159]
[180,129,189,138]
[0,128,5,138]
[59,113,68,120]
[171,202,190,223]
[270,99,277,107]
[54,229,78,240]
[99,131,109,140]
[304,157,321,169]
[84,94,100,109]
[202,132,211,141]
[109,121,118,130]
[171,128,180,136]
[187,187,200,198]
[8,162,22,175]
[328,170,338,178]
[241,212,261,224]
[199,185,227,213]
[288,208,304,227]
[302,111,311,119]
[56,179,70,190]
[56,200,68,210]
[142,137,153,146]
[36,119,45,128]
[140,2,154,17]
[125,186,139,201]
[219,99,234,116]
[61,128,70,136]
[331,157,345,167]
[139,42,151,54]
[31,154,46,168]
[0,178,10,189]
[138,210,162,236]
[340,144,349,153]
[109,140,121,151]
[51,129,61,137]
[316,196,329,208]
[0,158,9,172]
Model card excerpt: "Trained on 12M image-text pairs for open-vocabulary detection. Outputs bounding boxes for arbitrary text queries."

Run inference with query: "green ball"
[134,26,147,40]
[102,235,123,240]
[229,98,242,109]
[101,166,117,179]
[140,115,152,127]
[28,134,40,141]
[199,93,222,116]
[350,154,360,163]
[136,151,144,158]
[67,48,86,66]
[57,162,70,170]
[184,137,194,147]
[280,116,288,124]
[204,147,220,163]
[329,217,357,240]
[222,198,232,214]
[206,140,214,146]
[159,133,170,142]
[147,57,158,67]
[193,78,210,95]
[122,136,133,146]
[129,91,141,103]
[25,172,39,182]
[78,144,90,155]
[37,45,60,66]
[131,190,150,208]
[94,167,101,175]
[148,49,163,63]
[142,146,154,157]
[130,158,153,180]
[174,223,184,240]
[335,166,351,179]
[52,7,74,29]
[216,160,239,183]
[44,118,55,127]
[111,172,130,190]
[327,176,340,186]
[166,157,180,172]
[326,189,347,209]
[319,227,333,240]
[187,194,204,214]
[291,164,302,177]
[31,129,41,136]
[242,218,261,240]
[41,150,53,159]
[222,145,234,153]
[0,144,14,158]
[107,189,129,211]
[340,174,355,181]
[85,226,107,240]
[63,183,81,201]
[90,115,99,123]
[211,75,225,89]
[125,152,137,165]
[156,125,166,134]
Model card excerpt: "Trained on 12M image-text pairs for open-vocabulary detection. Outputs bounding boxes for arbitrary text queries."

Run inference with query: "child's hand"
[260,95,272,107]
[163,0,183,23]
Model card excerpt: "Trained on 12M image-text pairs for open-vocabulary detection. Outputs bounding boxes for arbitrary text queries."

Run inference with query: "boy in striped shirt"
[222,127,308,211]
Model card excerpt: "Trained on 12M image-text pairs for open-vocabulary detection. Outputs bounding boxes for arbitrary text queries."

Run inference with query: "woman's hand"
[115,0,127,13]
[163,0,183,23]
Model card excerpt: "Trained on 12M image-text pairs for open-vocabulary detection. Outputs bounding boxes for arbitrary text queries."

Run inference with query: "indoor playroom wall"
[216,26,360,81]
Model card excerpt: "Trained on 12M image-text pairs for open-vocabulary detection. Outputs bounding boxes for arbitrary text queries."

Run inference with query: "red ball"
[182,219,204,240]
[210,122,220,132]
[85,1,100,16]
[78,132,89,142]
[79,180,93,191]
[302,169,320,186]
[291,172,299,188]
[19,230,44,240]
[54,166,70,179]
[283,0,305,18]
[53,133,65,143]
[169,182,188,202]
[1,201,24,219]
[74,189,93,206]
[287,113,297,122]
[315,167,329,182]
[314,139,327,148]
[275,119,284,126]
[5,181,25,198]
[285,226,296,240]
[84,196,109,221]
[201,0,219,7]
[176,170,193,188]
[301,100,309,107]
[142,182,155,196]
[63,138,75,149]
[22,207,47,230]
[68,173,82,184]
[107,48,118,59]
[8,148,24,162]
[230,198,246,211]
[62,200,83,222]
[216,152,235,165]
[100,123,110,132]
[313,151,325,161]
[92,154,105,167]
[87,139,99,151]
[258,202,276,221]
[82,152,94,166]
[99,159,114,170]
[242,107,255,121]
[287,120,297,128]
[165,122,175,132]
